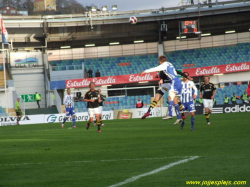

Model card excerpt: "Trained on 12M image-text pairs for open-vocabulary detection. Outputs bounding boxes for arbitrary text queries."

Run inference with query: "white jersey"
[181,80,197,103]
[144,61,180,82]
[63,94,74,108]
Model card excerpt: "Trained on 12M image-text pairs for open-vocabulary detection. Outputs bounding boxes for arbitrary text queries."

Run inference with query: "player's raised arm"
[142,62,168,74]
[176,70,193,80]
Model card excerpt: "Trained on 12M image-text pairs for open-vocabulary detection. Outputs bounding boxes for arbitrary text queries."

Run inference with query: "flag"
[1,19,9,44]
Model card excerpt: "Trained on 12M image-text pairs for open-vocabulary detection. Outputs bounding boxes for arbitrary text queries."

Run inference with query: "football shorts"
[88,107,100,118]
[169,79,182,96]
[182,101,196,113]
[99,106,103,114]
[203,99,213,110]
[157,83,171,95]
[65,107,75,117]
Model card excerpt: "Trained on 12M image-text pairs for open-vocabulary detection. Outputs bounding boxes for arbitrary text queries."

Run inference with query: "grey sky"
[76,0,230,11]
[77,0,181,11]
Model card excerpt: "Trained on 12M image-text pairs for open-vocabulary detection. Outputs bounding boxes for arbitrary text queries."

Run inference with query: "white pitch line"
[107,156,200,187]
[0,156,195,166]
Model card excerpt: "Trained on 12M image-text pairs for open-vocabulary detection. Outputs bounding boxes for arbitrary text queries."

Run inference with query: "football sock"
[168,101,174,117]
[205,112,210,122]
[147,100,157,113]
[62,117,67,124]
[191,117,195,129]
[72,116,76,127]
[174,104,181,119]
[97,120,102,130]
[178,102,184,114]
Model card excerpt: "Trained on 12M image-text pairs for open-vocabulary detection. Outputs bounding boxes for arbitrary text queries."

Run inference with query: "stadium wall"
[210,71,250,85]
[47,32,250,63]
[12,67,46,109]
[164,32,250,52]
[47,43,158,61]
[0,87,15,111]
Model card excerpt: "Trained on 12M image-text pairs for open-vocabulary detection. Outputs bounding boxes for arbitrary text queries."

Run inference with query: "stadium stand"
[49,43,250,77]
[215,84,248,105]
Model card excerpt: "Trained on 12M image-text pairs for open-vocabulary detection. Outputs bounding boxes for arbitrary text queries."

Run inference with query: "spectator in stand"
[247,82,250,102]
[76,89,82,102]
[213,98,216,106]
[95,70,101,77]
[88,68,93,78]
[224,95,229,104]
[136,97,144,108]
[241,91,248,104]
[231,94,237,104]
[199,98,203,105]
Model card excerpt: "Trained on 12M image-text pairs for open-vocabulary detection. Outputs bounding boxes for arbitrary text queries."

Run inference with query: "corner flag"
[1,19,9,44]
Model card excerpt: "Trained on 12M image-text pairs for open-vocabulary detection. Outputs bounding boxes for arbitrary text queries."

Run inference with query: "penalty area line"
[106,156,200,187]
[0,156,194,166]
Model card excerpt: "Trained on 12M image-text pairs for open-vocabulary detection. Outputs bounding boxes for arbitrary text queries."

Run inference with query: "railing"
[51,65,82,71]
[53,88,62,113]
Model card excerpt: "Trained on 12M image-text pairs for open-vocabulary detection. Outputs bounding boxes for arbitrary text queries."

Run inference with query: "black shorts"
[16,110,22,116]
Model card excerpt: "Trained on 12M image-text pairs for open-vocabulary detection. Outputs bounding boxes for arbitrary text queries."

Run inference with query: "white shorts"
[99,106,103,114]
[158,83,171,95]
[88,108,100,118]
[203,99,213,110]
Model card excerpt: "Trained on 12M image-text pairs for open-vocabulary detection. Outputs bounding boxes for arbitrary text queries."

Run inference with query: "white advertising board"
[114,107,173,119]
[0,115,45,126]
[10,52,43,66]
[44,111,114,123]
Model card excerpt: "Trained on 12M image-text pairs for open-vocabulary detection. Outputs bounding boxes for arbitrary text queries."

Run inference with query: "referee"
[199,75,217,125]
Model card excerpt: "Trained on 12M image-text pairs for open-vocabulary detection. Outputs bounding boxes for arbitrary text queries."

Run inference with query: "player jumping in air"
[61,88,77,128]
[83,82,102,133]
[200,75,217,125]
[180,72,197,131]
[141,55,192,125]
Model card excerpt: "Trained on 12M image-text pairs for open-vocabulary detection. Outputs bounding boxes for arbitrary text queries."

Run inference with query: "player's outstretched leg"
[191,116,195,131]
[97,119,102,133]
[178,101,186,120]
[72,115,77,128]
[164,100,174,120]
[173,104,183,126]
[86,120,91,130]
[180,120,185,129]
[205,108,210,125]
[61,117,68,128]
[141,100,157,119]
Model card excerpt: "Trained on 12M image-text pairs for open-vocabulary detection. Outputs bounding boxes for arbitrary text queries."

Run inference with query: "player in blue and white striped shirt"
[61,88,77,128]
[180,72,197,131]
[141,55,193,125]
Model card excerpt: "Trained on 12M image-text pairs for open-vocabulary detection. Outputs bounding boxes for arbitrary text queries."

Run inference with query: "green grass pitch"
[0,112,249,187]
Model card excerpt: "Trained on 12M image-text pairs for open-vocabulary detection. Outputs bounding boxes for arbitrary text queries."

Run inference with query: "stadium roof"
[1,0,250,49]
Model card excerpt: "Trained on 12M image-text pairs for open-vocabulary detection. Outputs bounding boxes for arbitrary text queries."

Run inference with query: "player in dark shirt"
[199,75,217,125]
[83,82,102,132]
[94,89,106,126]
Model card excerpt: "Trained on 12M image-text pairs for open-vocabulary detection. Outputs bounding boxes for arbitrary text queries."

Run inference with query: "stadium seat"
[49,42,250,77]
